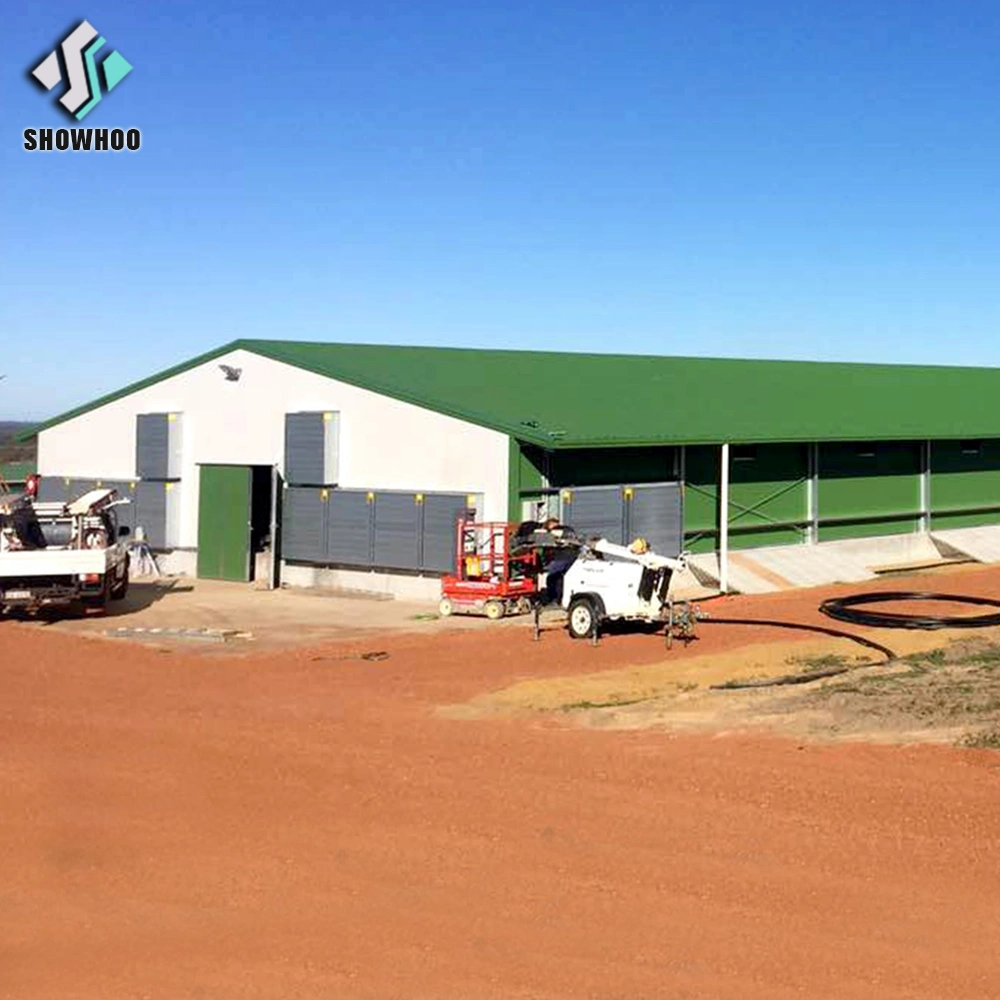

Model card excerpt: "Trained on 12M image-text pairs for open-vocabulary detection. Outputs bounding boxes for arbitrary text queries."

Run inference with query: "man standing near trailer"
[536,517,580,606]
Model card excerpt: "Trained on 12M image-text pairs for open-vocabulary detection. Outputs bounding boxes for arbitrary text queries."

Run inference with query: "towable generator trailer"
[559,537,694,640]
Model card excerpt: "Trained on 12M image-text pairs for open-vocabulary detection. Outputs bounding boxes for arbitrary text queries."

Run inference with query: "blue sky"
[4,1,1000,418]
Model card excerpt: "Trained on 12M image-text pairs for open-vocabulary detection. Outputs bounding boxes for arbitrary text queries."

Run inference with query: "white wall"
[38,349,511,551]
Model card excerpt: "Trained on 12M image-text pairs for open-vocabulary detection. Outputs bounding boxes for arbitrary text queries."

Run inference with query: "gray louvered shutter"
[285,413,326,485]
[36,476,69,503]
[561,486,626,544]
[327,489,372,566]
[136,414,170,479]
[102,481,138,534]
[70,479,96,501]
[283,487,328,562]
[373,493,419,570]
[627,483,683,557]
[134,480,167,548]
[421,494,466,572]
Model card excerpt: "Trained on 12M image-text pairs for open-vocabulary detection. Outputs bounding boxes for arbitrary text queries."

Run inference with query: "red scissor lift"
[439,520,539,619]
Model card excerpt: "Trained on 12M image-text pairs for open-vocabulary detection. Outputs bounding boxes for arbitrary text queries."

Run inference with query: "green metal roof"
[1,461,34,484]
[23,338,1000,448]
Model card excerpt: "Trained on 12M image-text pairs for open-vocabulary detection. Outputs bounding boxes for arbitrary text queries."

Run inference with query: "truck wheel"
[484,599,505,621]
[567,597,597,639]
[438,597,454,617]
[516,596,533,616]
[110,569,129,601]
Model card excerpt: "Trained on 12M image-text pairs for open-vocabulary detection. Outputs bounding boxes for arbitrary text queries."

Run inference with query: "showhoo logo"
[31,20,133,120]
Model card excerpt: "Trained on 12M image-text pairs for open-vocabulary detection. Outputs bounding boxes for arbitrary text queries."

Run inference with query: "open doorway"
[250,465,274,582]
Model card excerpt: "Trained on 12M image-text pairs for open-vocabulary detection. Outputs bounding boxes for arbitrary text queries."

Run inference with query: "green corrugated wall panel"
[818,442,920,541]
[683,444,808,552]
[931,439,1000,529]
[682,446,719,553]
[548,447,676,487]
[508,438,546,520]
[520,444,546,492]
[516,437,1000,548]
[728,443,808,549]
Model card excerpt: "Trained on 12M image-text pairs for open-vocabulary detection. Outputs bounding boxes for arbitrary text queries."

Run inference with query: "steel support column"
[919,440,931,533]
[807,442,819,544]
[719,443,730,592]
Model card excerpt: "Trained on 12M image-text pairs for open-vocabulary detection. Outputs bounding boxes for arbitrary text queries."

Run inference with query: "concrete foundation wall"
[279,563,442,601]
[154,550,198,577]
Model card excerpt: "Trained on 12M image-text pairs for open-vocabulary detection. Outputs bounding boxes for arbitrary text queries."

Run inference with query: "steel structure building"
[22,340,1000,596]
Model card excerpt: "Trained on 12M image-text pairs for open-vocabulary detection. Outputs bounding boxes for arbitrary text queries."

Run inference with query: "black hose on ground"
[705,591,1000,690]
[700,617,897,691]
[703,616,897,661]
[711,664,856,690]
[819,591,1000,630]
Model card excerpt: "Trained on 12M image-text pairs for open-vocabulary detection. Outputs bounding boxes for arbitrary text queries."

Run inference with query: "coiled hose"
[819,591,1000,630]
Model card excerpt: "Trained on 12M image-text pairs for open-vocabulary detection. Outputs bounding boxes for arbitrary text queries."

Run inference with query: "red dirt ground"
[4,568,1000,999]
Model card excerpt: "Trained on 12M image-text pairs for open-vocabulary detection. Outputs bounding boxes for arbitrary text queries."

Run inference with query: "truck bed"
[0,547,117,579]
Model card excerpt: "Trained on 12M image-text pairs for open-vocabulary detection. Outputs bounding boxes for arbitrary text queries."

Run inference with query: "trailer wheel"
[484,599,505,621]
[516,596,533,616]
[567,597,597,639]
[438,597,454,617]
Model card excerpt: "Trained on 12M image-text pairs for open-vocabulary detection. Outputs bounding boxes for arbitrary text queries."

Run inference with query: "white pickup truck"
[0,487,131,614]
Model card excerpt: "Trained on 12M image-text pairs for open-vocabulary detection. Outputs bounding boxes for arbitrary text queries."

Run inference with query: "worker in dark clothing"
[8,500,47,550]
[538,518,577,605]
[542,548,577,605]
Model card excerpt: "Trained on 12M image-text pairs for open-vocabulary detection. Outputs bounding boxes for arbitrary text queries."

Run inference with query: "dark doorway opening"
[249,466,274,582]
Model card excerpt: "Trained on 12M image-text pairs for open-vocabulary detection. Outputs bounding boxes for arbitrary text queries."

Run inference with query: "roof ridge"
[235,338,1000,373]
